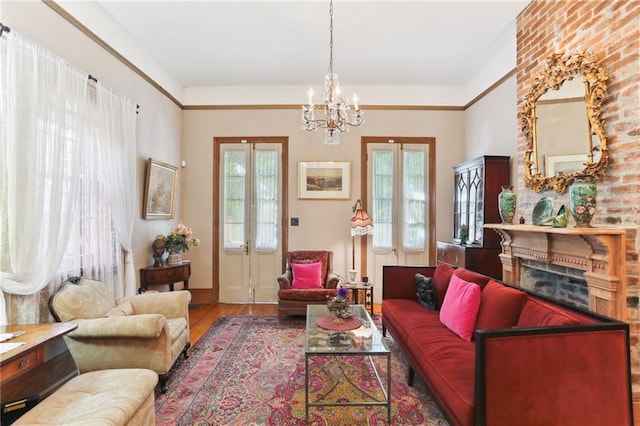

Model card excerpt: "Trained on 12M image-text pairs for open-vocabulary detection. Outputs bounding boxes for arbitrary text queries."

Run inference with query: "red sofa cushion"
[432,263,455,308]
[476,280,528,330]
[277,288,336,302]
[517,298,581,327]
[453,267,492,289]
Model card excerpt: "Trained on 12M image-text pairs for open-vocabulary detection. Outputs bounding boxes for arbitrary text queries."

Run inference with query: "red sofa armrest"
[382,265,436,300]
[475,324,633,426]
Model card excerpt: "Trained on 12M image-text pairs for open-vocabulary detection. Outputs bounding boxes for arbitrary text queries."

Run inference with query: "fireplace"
[485,224,628,321]
[520,259,589,309]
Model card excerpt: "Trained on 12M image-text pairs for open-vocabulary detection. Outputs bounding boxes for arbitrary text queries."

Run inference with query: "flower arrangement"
[160,223,200,254]
[327,287,352,322]
[335,287,349,301]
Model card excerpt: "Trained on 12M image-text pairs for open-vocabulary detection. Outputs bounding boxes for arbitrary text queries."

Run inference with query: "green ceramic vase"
[498,185,517,224]
[570,175,597,228]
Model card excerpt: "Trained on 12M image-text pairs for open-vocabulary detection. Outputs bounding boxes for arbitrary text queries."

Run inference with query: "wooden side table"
[139,260,191,293]
[344,283,374,316]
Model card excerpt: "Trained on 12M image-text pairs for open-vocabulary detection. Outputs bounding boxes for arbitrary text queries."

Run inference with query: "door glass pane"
[403,149,425,250]
[372,149,393,250]
[255,149,278,250]
[223,150,246,249]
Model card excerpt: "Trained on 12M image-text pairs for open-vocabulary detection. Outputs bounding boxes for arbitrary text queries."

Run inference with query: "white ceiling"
[89,0,529,96]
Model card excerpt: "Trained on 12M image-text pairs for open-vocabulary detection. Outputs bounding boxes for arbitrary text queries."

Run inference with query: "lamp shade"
[351,209,373,236]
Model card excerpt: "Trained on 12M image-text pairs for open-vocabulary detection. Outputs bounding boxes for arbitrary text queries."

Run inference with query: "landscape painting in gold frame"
[545,153,588,177]
[298,161,351,200]
[142,158,178,219]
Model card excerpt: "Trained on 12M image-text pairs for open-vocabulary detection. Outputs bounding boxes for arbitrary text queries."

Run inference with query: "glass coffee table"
[305,304,391,423]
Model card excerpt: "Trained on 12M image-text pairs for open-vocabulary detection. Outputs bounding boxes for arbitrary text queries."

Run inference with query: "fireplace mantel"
[485,224,627,321]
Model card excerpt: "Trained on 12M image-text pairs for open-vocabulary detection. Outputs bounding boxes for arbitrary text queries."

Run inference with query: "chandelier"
[301,0,364,145]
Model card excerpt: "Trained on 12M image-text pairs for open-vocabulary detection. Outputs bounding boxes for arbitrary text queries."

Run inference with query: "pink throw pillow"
[291,262,324,289]
[439,275,482,342]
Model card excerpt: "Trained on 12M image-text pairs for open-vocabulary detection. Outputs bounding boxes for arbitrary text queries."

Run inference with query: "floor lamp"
[350,199,373,283]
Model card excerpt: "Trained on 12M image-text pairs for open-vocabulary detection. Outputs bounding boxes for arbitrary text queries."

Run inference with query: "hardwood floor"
[188,303,381,345]
[188,304,279,344]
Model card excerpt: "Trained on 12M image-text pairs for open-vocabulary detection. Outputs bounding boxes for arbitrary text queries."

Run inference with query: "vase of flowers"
[327,287,351,323]
[158,223,200,265]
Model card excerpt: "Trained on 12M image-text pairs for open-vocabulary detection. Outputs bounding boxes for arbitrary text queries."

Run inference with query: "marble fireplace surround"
[485,224,627,321]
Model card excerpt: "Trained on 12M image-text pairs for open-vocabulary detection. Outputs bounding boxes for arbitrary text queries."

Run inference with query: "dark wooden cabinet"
[438,155,510,279]
[437,241,503,281]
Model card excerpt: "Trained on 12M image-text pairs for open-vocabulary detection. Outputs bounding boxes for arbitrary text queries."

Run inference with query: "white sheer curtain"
[0,30,137,324]
[0,31,87,324]
[254,149,278,251]
[95,86,138,297]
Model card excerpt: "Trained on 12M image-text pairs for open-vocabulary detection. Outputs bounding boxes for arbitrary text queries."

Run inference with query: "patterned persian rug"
[155,315,449,425]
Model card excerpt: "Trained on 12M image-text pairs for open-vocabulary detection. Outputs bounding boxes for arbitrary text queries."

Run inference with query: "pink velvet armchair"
[277,250,340,318]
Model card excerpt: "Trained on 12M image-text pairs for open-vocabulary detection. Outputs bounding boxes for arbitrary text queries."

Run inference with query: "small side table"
[139,260,190,293]
[344,283,374,316]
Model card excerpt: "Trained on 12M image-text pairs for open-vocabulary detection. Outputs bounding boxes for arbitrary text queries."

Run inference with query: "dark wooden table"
[139,260,191,292]
[1,323,78,423]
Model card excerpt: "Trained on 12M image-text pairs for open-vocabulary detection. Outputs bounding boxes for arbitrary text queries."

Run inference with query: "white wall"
[181,108,466,293]
[465,74,520,186]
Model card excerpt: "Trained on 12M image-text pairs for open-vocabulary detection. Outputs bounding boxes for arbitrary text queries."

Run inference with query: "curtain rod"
[1,25,140,114]
[0,23,11,37]
[88,74,140,113]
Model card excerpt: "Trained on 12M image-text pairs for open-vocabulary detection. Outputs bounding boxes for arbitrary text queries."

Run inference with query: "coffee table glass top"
[305,304,389,355]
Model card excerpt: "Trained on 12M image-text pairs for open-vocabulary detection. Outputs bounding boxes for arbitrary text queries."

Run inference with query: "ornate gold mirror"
[520,52,608,193]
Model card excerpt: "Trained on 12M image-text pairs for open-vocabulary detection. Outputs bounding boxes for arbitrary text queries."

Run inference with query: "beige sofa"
[49,277,191,391]
[13,369,158,425]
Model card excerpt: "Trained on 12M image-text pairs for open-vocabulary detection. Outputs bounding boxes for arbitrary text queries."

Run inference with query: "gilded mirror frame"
[520,52,608,193]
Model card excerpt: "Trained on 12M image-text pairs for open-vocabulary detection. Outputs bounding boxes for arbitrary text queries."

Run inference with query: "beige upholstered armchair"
[49,277,190,392]
[277,250,340,318]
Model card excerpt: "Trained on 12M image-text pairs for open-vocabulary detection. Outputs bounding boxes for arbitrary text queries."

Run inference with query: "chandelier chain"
[328,0,333,76]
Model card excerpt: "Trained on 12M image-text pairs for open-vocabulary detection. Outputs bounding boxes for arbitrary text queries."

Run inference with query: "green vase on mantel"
[570,175,597,228]
[498,186,517,224]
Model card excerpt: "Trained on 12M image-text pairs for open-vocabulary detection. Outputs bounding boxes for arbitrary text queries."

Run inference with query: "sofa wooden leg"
[407,366,415,387]
[182,342,191,359]
[159,373,169,393]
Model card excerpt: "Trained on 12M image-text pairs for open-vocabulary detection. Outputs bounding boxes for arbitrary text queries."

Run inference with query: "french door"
[216,138,285,303]
[364,137,435,301]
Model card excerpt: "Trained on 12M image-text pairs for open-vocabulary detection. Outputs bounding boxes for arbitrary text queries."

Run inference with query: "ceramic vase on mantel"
[569,175,597,228]
[498,186,517,224]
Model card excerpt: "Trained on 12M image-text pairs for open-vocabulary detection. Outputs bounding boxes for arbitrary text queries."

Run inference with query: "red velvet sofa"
[382,263,633,426]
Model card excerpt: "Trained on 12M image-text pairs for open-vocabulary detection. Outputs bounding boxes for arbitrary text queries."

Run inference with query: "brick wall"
[516,0,640,401]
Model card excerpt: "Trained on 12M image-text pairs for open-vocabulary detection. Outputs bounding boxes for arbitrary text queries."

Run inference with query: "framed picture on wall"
[298,160,351,199]
[142,158,178,219]
[545,153,588,176]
